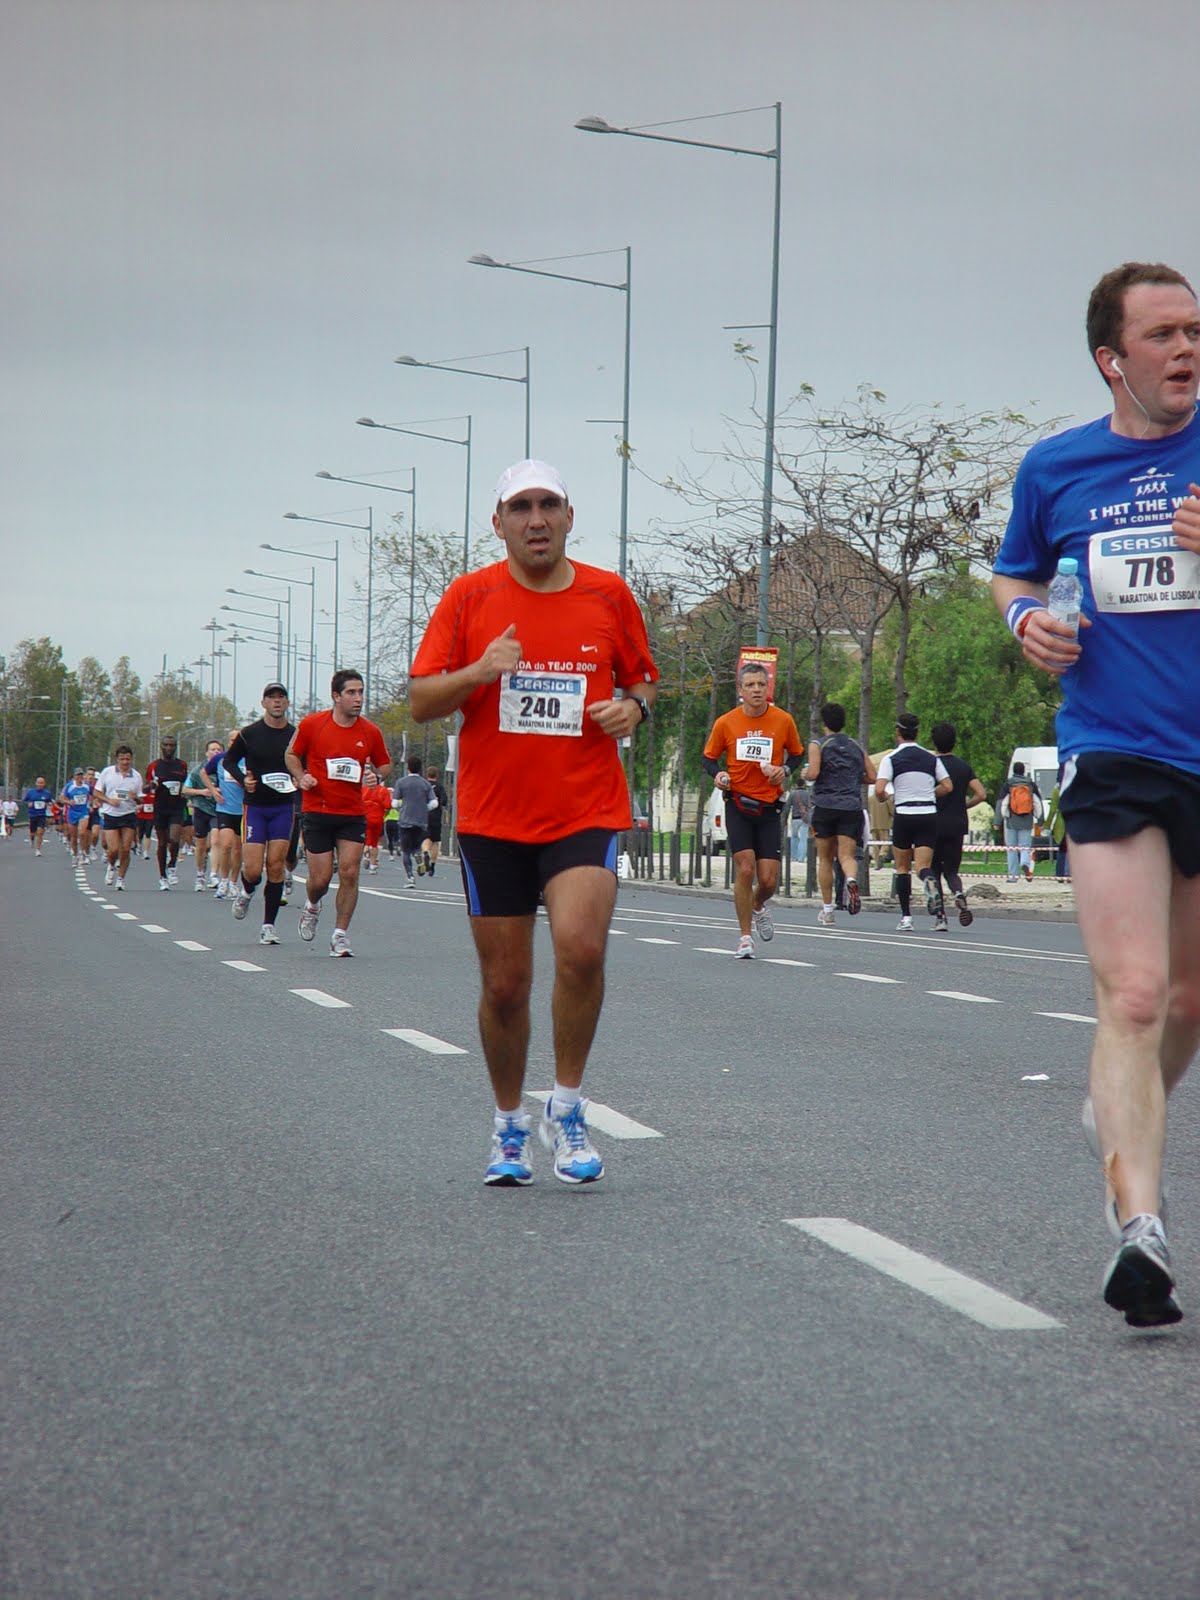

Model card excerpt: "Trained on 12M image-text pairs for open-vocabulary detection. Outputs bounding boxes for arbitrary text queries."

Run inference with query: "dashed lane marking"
[382,1027,468,1055]
[927,990,998,1004]
[636,936,679,945]
[698,946,737,956]
[786,1218,1062,1331]
[176,940,211,952]
[223,959,266,973]
[290,988,352,1009]
[526,1090,663,1139]
[114,912,138,921]
[837,972,902,984]
[1036,1011,1096,1024]
[139,924,169,934]
[763,957,817,968]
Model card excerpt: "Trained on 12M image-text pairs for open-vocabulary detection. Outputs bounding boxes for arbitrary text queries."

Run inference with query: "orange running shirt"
[411,559,657,844]
[362,783,390,840]
[289,710,390,815]
[703,703,803,803]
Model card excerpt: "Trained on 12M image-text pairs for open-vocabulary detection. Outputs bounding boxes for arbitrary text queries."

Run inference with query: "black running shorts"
[1059,752,1200,877]
[458,829,618,917]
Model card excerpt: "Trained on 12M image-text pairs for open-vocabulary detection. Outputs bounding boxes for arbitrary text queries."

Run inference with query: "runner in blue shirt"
[22,778,52,855]
[60,768,92,865]
[992,260,1200,1328]
[204,733,244,900]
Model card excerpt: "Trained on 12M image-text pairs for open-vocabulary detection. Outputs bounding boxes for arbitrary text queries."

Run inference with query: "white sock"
[495,1106,526,1128]
[550,1084,583,1116]
[824,902,834,913]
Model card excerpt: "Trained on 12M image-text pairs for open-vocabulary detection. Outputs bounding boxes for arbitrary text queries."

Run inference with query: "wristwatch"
[630,695,650,724]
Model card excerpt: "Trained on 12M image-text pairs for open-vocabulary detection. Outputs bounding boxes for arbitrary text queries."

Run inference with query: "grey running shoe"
[329,929,353,958]
[817,907,835,927]
[735,934,755,959]
[280,871,292,905]
[258,923,280,946]
[298,901,320,942]
[1081,1097,1168,1239]
[1103,1214,1182,1327]
[167,867,179,887]
[897,915,913,931]
[933,914,949,933]
[232,887,251,920]
[751,905,774,942]
[924,875,939,916]
[954,890,973,927]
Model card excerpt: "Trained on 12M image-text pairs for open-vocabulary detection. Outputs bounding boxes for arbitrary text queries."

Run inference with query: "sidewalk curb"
[617,873,1078,924]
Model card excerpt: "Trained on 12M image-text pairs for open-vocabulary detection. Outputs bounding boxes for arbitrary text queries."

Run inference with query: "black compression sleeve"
[701,756,721,779]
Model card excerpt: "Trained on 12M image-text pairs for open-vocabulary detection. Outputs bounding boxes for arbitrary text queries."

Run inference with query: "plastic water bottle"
[1047,556,1082,637]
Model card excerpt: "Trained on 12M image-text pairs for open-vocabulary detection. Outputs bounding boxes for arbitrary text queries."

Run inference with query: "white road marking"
[139,924,169,934]
[114,912,138,921]
[609,928,628,935]
[1036,1011,1096,1024]
[382,1027,468,1055]
[223,959,266,973]
[176,940,211,952]
[526,1090,663,1139]
[786,1218,1062,1331]
[837,972,902,984]
[763,957,817,968]
[1022,1073,1049,1082]
[291,988,351,1009]
[698,946,737,955]
[96,901,117,909]
[928,990,998,1004]
[637,936,679,945]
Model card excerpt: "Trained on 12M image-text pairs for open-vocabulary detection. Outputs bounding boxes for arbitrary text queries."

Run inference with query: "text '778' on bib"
[498,672,587,736]
[1089,523,1200,613]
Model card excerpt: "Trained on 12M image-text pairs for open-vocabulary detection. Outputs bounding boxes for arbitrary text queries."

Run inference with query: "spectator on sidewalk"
[995,761,1044,881]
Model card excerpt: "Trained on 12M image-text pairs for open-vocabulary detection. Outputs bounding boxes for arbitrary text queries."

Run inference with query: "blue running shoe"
[539,1097,604,1185]
[485,1113,534,1186]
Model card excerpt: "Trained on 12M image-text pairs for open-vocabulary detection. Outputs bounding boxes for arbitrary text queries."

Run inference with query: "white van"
[1007,745,1058,803]
[703,788,727,851]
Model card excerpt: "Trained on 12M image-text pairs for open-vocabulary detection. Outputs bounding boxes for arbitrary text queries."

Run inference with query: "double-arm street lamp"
[576,105,781,643]
[395,347,531,459]
[470,248,631,578]
[357,414,471,570]
[244,567,317,711]
[282,509,373,706]
[264,536,341,672]
[220,599,284,683]
[310,472,417,683]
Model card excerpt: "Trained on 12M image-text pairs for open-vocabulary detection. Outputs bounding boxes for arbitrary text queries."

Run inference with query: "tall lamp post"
[311,471,419,678]
[273,529,342,672]
[227,587,292,695]
[282,509,373,705]
[244,567,317,711]
[470,249,631,578]
[576,104,781,643]
[395,347,530,458]
[220,598,284,683]
[202,618,225,731]
[357,415,471,569]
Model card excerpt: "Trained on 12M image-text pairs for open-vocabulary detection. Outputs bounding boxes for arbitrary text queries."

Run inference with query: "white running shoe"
[115,878,125,891]
[298,901,320,942]
[751,905,774,942]
[167,867,179,887]
[897,915,913,931]
[258,923,280,946]
[231,888,251,921]
[194,875,207,892]
[735,934,755,959]
[105,864,115,886]
[159,876,170,891]
[539,1097,604,1184]
[212,881,228,900]
[329,929,353,958]
[817,907,835,927]
[1103,1214,1182,1328]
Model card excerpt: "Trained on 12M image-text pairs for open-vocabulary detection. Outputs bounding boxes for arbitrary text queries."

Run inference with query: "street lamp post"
[221,598,285,682]
[314,470,417,678]
[395,347,530,458]
[244,568,317,711]
[273,530,342,672]
[576,104,781,644]
[356,415,471,570]
[202,618,225,732]
[470,249,631,578]
[283,509,373,704]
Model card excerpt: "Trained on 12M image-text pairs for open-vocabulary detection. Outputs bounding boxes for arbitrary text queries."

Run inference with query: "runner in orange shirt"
[410,458,658,1188]
[361,765,391,873]
[285,669,390,957]
[703,661,805,958]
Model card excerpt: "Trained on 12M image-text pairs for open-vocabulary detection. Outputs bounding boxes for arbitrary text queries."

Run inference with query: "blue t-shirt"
[23,787,51,818]
[995,410,1200,774]
[63,780,91,818]
[204,750,245,816]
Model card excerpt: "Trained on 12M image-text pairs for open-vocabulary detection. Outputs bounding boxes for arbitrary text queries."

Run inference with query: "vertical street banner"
[736,645,779,698]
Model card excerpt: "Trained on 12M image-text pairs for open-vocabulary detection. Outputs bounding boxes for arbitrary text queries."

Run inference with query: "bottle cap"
[1057,557,1078,577]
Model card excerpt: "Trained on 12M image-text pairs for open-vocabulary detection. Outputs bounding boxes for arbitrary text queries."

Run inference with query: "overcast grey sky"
[3,0,1196,711]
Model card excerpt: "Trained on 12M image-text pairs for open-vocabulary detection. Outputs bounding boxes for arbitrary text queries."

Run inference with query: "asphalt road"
[3,840,1198,1599]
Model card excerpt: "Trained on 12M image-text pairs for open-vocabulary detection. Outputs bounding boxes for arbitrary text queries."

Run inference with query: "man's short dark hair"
[738,662,769,687]
[896,711,919,739]
[1012,761,1026,775]
[407,755,422,774]
[331,669,364,696]
[115,744,133,758]
[821,702,846,732]
[931,721,956,753]
[1086,262,1196,379]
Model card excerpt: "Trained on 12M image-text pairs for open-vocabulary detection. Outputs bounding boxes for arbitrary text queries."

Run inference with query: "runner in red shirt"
[410,458,658,1188]
[285,669,389,957]
[361,766,390,873]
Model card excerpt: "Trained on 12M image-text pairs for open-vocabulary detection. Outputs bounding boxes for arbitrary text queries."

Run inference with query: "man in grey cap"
[410,459,658,1188]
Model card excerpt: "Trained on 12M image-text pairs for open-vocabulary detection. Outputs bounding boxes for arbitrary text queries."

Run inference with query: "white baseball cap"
[494,459,569,506]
